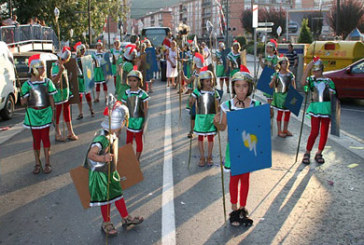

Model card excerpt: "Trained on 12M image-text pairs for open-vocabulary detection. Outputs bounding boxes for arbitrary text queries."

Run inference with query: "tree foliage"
[12,0,128,44]
[298,18,313,43]
[240,7,286,38]
[327,0,364,38]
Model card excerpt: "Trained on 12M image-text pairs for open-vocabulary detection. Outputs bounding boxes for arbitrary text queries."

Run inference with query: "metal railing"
[0,24,59,51]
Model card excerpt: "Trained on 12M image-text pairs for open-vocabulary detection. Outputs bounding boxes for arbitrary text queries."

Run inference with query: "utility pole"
[225,0,229,46]
[88,0,92,47]
[336,0,340,36]
[8,0,13,17]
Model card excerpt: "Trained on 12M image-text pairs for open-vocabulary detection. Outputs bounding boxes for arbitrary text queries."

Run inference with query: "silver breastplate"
[28,82,50,107]
[84,131,118,173]
[197,92,216,114]
[311,82,331,102]
[127,95,143,118]
[275,73,291,93]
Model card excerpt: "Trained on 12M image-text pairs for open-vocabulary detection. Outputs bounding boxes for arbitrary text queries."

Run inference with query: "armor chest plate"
[197,92,216,114]
[311,82,331,102]
[275,73,291,93]
[28,82,50,107]
[127,95,143,118]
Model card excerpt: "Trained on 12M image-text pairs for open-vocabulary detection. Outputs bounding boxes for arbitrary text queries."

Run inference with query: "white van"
[0,41,18,120]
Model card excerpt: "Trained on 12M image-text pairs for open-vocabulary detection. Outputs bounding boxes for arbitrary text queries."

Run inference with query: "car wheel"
[0,95,15,120]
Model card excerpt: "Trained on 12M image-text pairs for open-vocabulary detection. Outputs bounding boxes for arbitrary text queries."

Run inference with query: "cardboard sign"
[284,87,304,117]
[227,104,272,176]
[81,55,95,93]
[117,144,144,190]
[330,94,341,137]
[69,166,91,209]
[257,67,275,95]
[64,58,80,104]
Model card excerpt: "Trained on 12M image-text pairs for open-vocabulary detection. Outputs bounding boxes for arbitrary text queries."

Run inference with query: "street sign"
[252,5,258,28]
[258,22,274,27]
[277,26,282,36]
[256,27,272,33]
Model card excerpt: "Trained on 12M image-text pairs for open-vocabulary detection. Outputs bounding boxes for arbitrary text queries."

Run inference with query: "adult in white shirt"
[201,42,212,71]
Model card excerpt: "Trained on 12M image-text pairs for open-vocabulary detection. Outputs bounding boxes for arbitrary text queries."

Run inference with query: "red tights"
[100,198,129,222]
[56,101,71,124]
[277,110,291,122]
[126,130,143,153]
[79,93,92,102]
[95,83,108,92]
[230,173,250,207]
[32,127,50,150]
[198,135,214,142]
[306,117,331,152]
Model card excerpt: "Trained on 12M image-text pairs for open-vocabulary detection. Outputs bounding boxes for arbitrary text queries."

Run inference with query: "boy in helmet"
[21,54,57,174]
[116,43,137,100]
[300,57,336,165]
[93,40,108,103]
[121,70,149,162]
[85,96,143,235]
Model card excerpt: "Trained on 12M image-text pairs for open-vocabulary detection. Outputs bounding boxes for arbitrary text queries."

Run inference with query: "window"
[351,60,364,74]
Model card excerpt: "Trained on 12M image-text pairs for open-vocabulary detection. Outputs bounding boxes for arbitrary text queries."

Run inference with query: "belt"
[31,106,48,110]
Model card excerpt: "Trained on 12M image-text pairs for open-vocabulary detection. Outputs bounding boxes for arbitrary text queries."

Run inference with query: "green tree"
[298,18,313,43]
[13,0,128,45]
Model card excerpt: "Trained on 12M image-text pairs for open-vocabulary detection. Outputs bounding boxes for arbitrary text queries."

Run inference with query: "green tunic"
[110,48,124,75]
[121,89,150,132]
[271,71,295,111]
[93,52,106,84]
[51,62,72,105]
[192,89,220,135]
[306,76,336,118]
[85,130,123,207]
[116,61,133,101]
[216,50,229,78]
[220,99,261,170]
[21,79,57,129]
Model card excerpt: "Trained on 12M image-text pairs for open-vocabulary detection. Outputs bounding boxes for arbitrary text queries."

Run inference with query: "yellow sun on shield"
[242,131,258,156]
[87,69,92,79]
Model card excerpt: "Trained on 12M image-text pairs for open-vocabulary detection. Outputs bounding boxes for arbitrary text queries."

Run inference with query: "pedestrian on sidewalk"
[121,70,149,162]
[93,40,108,103]
[214,66,257,227]
[286,43,298,77]
[300,57,336,165]
[85,100,143,236]
[188,70,220,167]
[21,54,57,174]
[269,55,296,138]
[166,41,178,88]
[52,47,78,142]
[74,42,94,120]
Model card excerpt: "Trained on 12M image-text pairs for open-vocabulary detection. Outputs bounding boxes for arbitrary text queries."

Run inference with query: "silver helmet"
[101,94,129,130]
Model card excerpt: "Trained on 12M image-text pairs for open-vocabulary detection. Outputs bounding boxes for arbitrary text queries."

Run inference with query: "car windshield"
[352,61,364,74]
[14,56,28,67]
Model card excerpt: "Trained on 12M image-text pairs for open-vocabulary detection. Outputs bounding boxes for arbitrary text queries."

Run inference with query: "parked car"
[13,51,58,89]
[324,58,364,99]
[0,41,18,120]
[288,21,299,34]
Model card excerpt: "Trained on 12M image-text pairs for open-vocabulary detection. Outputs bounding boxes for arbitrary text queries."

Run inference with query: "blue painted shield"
[284,87,304,117]
[227,104,272,176]
[257,67,275,95]
[145,47,158,81]
[101,52,113,81]
[81,55,95,92]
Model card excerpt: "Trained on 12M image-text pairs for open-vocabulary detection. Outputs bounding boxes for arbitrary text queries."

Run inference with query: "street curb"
[253,91,364,159]
[0,122,25,145]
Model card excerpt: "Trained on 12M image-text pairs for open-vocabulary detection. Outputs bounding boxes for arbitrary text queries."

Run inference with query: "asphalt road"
[0,78,363,244]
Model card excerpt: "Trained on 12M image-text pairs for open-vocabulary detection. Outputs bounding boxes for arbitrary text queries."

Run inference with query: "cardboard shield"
[330,94,341,137]
[81,55,95,93]
[145,47,158,81]
[69,166,91,209]
[257,67,275,95]
[284,87,304,117]
[101,52,113,81]
[117,144,144,190]
[227,104,272,176]
[64,58,80,104]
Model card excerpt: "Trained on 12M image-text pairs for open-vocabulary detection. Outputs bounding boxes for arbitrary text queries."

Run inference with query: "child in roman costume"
[214,66,258,227]
[116,44,137,101]
[52,47,78,142]
[85,99,143,236]
[110,39,124,91]
[301,57,336,165]
[121,70,150,162]
[93,40,108,103]
[74,42,94,120]
[21,54,57,174]
[189,70,220,167]
[227,41,242,93]
[269,55,296,137]
[215,41,229,92]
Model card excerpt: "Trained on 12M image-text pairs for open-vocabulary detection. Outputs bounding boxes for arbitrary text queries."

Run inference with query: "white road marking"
[162,86,176,245]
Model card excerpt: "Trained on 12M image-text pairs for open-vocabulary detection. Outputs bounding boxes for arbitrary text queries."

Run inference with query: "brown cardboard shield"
[117,144,144,190]
[330,94,341,137]
[69,166,90,209]
[64,58,80,104]
[46,60,57,79]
